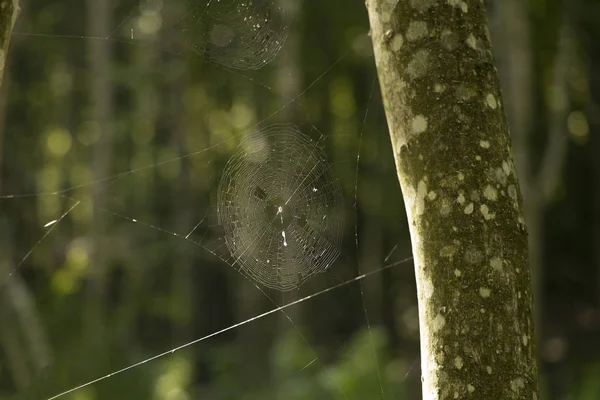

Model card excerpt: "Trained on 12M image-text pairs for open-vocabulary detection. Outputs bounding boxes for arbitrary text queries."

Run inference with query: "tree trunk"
[0,0,18,88]
[365,1,539,398]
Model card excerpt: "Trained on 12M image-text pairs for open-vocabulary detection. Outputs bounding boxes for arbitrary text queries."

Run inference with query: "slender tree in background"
[85,0,114,350]
[0,0,52,389]
[491,0,574,346]
[0,0,18,87]
[365,1,539,398]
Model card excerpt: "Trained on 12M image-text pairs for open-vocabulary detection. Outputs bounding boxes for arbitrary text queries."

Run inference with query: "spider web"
[218,124,344,291]
[102,0,289,70]
[0,1,419,399]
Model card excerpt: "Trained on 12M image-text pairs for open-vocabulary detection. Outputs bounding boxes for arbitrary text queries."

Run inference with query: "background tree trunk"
[85,0,113,354]
[365,1,539,398]
[490,0,574,350]
[0,0,53,390]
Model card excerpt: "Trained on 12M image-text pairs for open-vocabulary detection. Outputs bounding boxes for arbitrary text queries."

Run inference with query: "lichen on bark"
[365,1,539,399]
[0,0,19,87]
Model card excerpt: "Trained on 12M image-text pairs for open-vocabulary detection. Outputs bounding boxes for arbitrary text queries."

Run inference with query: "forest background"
[0,0,599,399]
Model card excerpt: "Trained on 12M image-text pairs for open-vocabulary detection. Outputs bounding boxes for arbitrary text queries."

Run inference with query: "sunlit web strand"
[45,256,414,400]
[0,201,80,289]
[353,76,386,398]
[43,188,355,400]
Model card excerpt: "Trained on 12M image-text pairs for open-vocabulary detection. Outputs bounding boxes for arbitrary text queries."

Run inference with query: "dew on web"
[217,124,344,291]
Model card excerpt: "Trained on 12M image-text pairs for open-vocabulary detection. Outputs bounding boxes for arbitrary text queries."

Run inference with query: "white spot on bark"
[465,247,483,264]
[487,366,492,374]
[479,140,490,148]
[490,257,503,272]
[434,83,446,93]
[427,191,437,200]
[458,172,465,181]
[407,21,428,41]
[467,384,475,393]
[479,287,491,298]
[391,33,404,51]
[522,334,529,346]
[454,356,464,369]
[464,203,474,214]
[403,184,416,208]
[484,185,498,201]
[454,269,462,277]
[475,155,482,161]
[441,30,458,50]
[412,115,428,134]
[423,279,434,299]
[510,377,526,392]
[457,192,466,205]
[432,313,446,331]
[439,197,452,216]
[416,179,427,215]
[440,245,457,259]
[486,93,498,109]
[508,185,517,201]
[466,34,477,50]
[407,49,429,78]
[456,84,476,100]
[448,0,468,13]
[502,160,511,176]
[480,204,495,220]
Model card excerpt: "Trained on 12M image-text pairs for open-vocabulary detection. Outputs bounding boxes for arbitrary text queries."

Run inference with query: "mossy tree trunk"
[365,1,539,399]
[0,0,18,87]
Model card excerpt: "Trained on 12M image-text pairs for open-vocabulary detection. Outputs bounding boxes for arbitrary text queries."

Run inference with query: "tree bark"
[365,1,539,399]
[0,0,18,88]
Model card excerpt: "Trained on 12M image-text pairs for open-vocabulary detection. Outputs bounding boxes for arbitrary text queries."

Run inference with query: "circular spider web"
[184,0,289,70]
[217,124,344,290]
